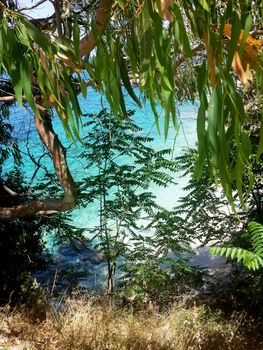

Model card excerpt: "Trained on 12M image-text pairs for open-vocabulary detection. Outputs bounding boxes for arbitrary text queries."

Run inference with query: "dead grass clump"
[0,297,258,350]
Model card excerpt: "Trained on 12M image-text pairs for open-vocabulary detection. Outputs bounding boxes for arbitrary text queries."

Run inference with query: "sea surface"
[5,87,227,292]
[6,87,198,227]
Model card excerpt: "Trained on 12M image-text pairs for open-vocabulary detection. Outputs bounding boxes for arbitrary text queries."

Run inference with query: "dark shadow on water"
[35,242,109,294]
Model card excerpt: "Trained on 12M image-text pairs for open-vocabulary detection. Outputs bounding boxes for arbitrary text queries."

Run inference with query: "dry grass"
[0,296,260,350]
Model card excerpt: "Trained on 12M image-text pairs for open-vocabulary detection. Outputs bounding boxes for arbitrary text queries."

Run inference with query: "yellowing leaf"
[224,23,263,48]
[232,51,252,85]
[224,23,263,84]
[160,0,174,21]
[224,23,235,40]
[243,44,259,67]
[208,48,216,88]
[57,52,83,73]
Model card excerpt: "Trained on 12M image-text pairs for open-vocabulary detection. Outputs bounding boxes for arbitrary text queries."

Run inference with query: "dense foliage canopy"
[0,0,263,218]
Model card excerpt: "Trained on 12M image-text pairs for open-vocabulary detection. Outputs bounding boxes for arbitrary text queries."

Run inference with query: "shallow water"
[6,87,198,229]
[4,88,227,292]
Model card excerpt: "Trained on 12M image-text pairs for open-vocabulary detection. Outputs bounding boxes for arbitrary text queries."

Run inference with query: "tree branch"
[250,29,263,37]
[79,0,113,57]
[0,108,77,221]
[18,0,50,12]
[0,96,16,102]
[0,0,113,220]
[53,0,63,37]
[0,95,27,102]
[30,13,56,30]
[2,184,21,197]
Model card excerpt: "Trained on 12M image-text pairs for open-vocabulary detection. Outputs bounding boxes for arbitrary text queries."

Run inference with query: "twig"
[18,0,50,11]
[0,96,16,102]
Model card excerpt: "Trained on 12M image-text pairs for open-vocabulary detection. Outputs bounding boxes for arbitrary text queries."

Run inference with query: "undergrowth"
[0,295,262,350]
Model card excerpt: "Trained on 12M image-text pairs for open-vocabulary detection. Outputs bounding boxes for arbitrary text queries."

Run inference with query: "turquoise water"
[4,88,201,290]
[6,87,198,230]
[6,91,230,291]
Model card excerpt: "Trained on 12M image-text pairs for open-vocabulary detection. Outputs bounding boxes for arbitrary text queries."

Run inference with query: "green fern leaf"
[230,247,238,260]
[210,221,263,271]
[225,247,232,258]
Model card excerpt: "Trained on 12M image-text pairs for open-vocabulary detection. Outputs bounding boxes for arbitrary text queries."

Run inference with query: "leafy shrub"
[120,258,203,306]
[0,170,46,305]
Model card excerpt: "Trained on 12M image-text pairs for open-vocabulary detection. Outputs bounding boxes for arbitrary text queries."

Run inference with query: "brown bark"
[79,0,113,56]
[53,0,63,37]
[0,111,77,221]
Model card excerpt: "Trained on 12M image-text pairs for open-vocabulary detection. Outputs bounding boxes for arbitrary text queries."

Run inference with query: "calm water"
[5,88,201,290]
[6,87,198,228]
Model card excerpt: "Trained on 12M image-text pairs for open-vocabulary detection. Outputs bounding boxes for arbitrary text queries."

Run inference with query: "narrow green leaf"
[127,36,138,78]
[241,133,252,159]
[164,109,170,141]
[254,259,259,270]
[230,247,237,260]
[80,80,87,99]
[73,16,80,60]
[239,14,252,54]
[15,20,31,48]
[171,6,192,57]
[117,43,142,107]
[62,95,81,142]
[20,58,39,116]
[220,247,227,256]
[257,256,263,267]
[225,247,232,258]
[36,64,50,111]
[140,2,153,84]
[257,108,263,159]
[64,75,82,118]
[236,248,244,262]
[118,85,127,116]
[148,93,161,135]
[210,247,218,255]
[207,88,219,155]
[12,67,23,106]
[198,0,210,12]
[22,18,52,52]
[195,93,207,178]
[250,260,255,271]
[115,0,125,9]
[0,30,3,69]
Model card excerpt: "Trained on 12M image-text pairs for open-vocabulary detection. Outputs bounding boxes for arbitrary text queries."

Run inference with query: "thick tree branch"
[79,0,113,56]
[0,109,77,221]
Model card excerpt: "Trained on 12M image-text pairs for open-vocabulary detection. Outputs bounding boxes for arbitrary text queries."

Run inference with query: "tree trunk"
[107,261,116,293]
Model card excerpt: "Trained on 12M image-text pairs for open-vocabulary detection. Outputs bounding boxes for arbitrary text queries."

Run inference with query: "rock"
[80,251,105,264]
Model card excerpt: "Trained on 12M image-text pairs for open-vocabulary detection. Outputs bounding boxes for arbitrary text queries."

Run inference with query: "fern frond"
[248,221,263,254]
[210,221,263,271]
